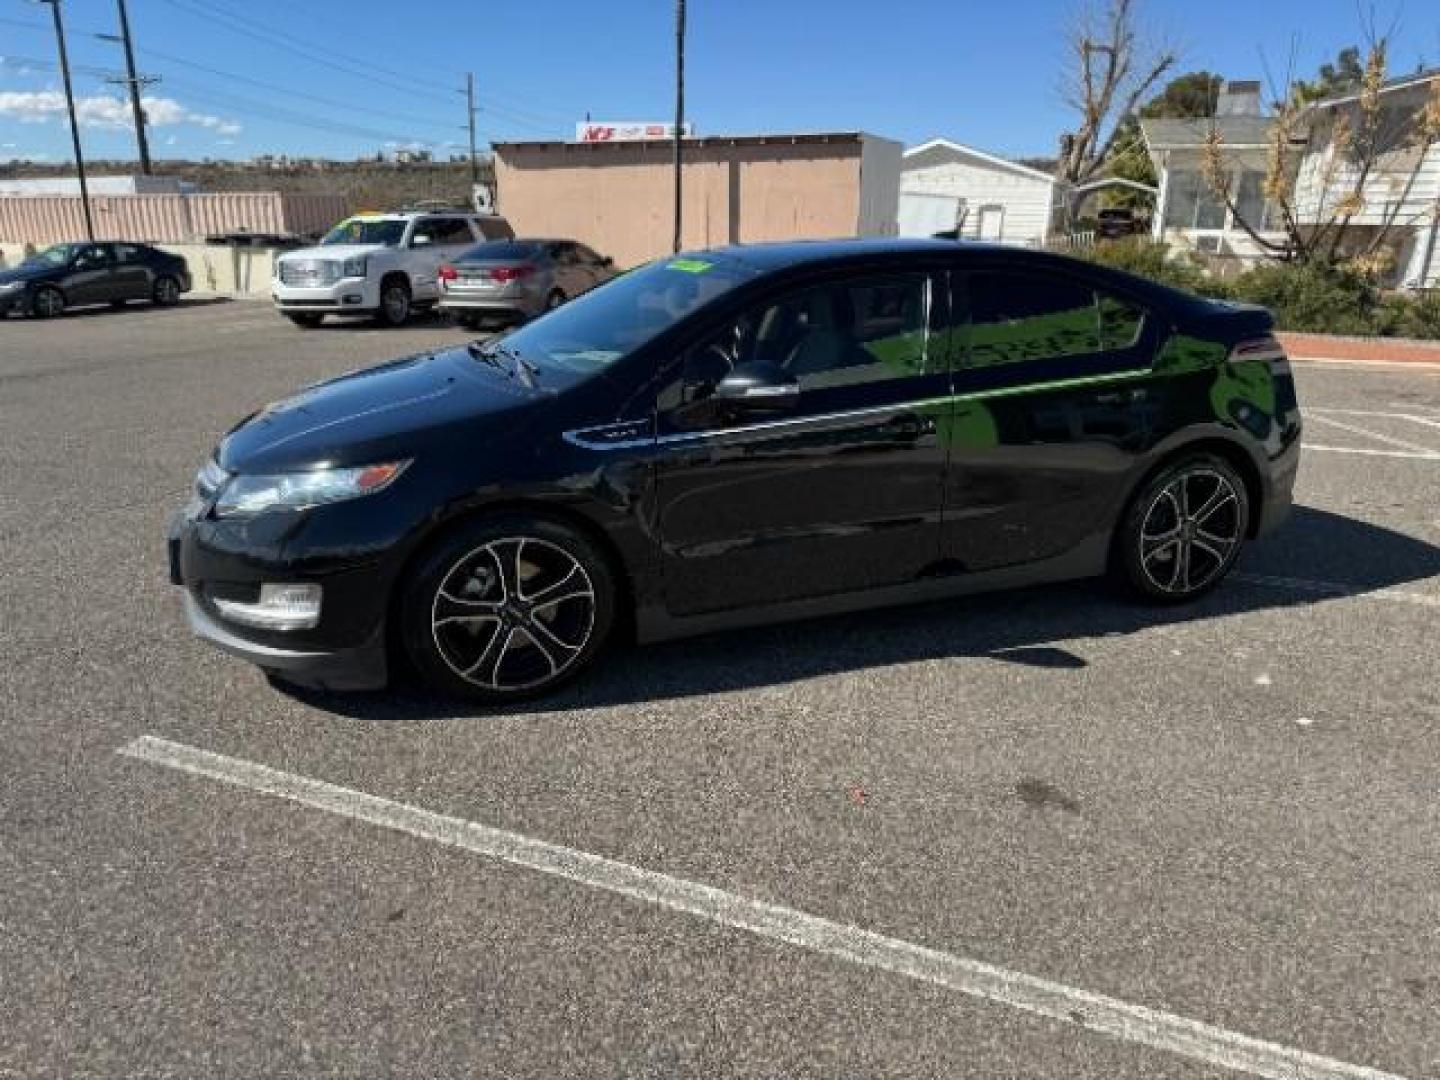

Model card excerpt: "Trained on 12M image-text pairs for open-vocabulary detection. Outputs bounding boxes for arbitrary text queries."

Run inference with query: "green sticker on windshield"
[667,258,713,273]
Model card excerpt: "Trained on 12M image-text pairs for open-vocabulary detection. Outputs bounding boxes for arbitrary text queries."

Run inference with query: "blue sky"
[1,0,1435,164]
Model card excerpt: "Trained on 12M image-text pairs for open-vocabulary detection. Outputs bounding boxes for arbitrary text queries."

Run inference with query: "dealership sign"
[575,122,695,143]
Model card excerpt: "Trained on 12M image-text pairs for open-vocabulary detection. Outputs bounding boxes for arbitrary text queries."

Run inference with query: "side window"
[685,275,933,396]
[574,244,605,266]
[73,245,111,270]
[549,242,578,265]
[1096,290,1146,350]
[116,244,143,265]
[428,218,473,246]
[964,272,1101,367]
[477,217,514,240]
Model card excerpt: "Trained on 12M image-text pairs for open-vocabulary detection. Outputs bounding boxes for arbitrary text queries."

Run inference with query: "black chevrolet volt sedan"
[169,239,1301,701]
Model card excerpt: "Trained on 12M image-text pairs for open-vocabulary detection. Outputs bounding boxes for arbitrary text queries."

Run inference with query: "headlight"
[214,461,408,517]
[342,256,368,278]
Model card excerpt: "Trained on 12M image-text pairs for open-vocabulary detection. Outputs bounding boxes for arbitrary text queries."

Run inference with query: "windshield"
[27,244,81,267]
[496,256,755,377]
[320,218,406,247]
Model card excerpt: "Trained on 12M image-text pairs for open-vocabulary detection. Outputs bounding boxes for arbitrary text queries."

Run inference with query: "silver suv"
[272,210,513,328]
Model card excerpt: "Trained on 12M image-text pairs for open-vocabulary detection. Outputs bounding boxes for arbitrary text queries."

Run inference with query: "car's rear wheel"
[1115,453,1249,602]
[286,313,324,329]
[545,289,566,312]
[152,275,181,306]
[399,515,617,701]
[30,286,65,319]
[376,277,412,327]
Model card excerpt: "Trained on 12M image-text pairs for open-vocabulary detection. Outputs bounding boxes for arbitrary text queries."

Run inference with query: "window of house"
[1164,169,1227,231]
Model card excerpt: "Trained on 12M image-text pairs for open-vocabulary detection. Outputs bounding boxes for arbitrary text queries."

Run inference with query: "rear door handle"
[878,413,932,439]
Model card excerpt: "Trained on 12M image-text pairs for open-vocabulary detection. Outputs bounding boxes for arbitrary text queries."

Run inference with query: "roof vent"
[1216,80,1262,117]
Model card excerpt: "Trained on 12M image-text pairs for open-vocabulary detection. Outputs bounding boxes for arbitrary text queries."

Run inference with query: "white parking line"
[118,735,1406,1080]
[1305,414,1437,453]
[1309,408,1440,430]
[1233,572,1440,608]
[1304,445,1440,461]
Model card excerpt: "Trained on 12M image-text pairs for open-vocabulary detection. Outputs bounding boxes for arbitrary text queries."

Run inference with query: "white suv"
[272,210,513,328]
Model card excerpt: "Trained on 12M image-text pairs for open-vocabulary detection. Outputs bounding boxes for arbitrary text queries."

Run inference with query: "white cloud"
[0,91,241,137]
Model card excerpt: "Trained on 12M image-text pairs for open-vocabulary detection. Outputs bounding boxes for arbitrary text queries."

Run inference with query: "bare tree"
[1056,0,1178,186]
[1201,38,1440,270]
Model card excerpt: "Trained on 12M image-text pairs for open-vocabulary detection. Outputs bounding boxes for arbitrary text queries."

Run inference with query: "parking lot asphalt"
[1,300,1437,1079]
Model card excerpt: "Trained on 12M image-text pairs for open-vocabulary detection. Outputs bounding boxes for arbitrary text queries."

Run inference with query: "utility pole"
[672,0,686,253]
[466,73,479,184]
[38,0,94,241]
[113,0,152,174]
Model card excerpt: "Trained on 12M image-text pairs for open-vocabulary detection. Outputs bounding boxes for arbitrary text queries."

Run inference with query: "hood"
[277,243,389,263]
[0,262,56,285]
[217,346,544,474]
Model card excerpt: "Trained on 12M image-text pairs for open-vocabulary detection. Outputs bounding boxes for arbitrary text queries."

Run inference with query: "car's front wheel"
[375,277,412,327]
[1115,453,1249,602]
[398,515,617,701]
[30,286,65,319]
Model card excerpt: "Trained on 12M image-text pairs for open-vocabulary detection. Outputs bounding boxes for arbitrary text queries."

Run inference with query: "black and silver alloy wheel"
[152,275,181,306]
[401,516,616,700]
[1118,455,1249,602]
[31,286,64,318]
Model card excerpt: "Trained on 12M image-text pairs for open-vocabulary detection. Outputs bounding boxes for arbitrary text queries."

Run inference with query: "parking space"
[2,301,1438,1078]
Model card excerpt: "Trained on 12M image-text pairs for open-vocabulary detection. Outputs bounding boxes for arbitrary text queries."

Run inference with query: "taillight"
[1229,335,1287,365]
[490,265,534,283]
[438,264,458,283]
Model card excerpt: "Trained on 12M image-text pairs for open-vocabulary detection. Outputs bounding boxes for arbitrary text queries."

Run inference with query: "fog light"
[213,583,322,631]
[344,294,363,305]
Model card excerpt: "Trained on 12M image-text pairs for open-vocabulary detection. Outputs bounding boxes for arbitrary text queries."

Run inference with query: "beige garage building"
[492,132,902,268]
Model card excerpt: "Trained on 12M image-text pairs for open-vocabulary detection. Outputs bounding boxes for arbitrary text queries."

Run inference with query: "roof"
[1140,116,1275,149]
[902,138,1057,183]
[493,132,874,153]
[1310,66,1440,109]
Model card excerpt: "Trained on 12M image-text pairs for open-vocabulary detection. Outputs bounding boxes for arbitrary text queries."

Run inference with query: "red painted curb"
[1276,332,1440,364]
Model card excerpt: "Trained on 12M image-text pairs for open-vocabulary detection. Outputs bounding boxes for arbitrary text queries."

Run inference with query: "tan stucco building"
[492,132,902,268]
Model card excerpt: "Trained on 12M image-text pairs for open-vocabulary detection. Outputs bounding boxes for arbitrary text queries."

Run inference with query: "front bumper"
[273,277,379,315]
[169,509,392,691]
[0,289,26,315]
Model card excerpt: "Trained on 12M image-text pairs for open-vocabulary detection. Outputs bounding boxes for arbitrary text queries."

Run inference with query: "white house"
[1142,75,1440,288]
[898,138,1061,245]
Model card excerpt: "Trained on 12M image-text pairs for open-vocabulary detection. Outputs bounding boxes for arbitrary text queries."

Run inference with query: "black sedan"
[0,242,191,318]
[169,239,1301,701]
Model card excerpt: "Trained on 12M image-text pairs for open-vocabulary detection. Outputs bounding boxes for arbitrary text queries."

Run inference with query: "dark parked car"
[0,242,191,318]
[169,239,1301,701]
[438,238,618,329]
[1097,208,1141,240]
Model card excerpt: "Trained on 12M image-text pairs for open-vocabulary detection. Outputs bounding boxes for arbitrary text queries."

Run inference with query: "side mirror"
[600,256,615,268]
[712,361,799,411]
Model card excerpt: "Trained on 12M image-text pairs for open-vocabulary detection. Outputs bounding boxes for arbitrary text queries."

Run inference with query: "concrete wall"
[494,136,885,268]
[1,240,277,297]
[0,192,346,246]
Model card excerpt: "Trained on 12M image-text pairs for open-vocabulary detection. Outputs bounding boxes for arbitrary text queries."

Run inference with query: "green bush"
[1226,261,1381,336]
[1079,242,1440,339]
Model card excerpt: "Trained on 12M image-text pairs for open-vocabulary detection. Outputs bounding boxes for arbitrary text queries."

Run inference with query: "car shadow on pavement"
[279,505,1440,721]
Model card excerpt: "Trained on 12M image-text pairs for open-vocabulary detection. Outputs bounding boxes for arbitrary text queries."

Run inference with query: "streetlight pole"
[672,0,686,253]
[38,0,94,241]
[466,72,479,185]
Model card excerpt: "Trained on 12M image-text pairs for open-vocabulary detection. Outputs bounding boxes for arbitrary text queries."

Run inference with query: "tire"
[1114,453,1250,603]
[30,286,65,319]
[398,514,618,702]
[375,277,412,327]
[544,289,566,312]
[109,298,128,309]
[286,313,324,329]
[152,275,181,306]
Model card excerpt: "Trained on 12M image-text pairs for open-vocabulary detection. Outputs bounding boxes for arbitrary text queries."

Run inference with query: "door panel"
[113,245,152,299]
[941,269,1159,571]
[63,246,118,305]
[655,271,951,616]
